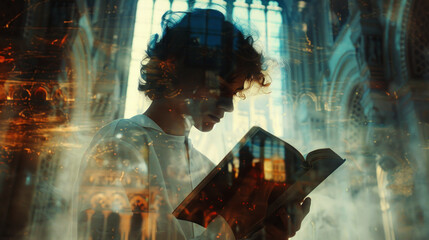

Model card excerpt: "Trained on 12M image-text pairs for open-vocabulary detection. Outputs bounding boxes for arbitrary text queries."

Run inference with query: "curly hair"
[139,9,269,100]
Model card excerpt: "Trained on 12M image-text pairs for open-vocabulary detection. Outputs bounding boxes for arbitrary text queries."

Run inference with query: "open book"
[173,126,345,239]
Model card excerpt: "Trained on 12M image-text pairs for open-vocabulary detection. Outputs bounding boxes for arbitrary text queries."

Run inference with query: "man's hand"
[264,197,311,239]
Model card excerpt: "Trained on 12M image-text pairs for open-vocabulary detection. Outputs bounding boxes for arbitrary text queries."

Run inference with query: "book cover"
[173,126,345,239]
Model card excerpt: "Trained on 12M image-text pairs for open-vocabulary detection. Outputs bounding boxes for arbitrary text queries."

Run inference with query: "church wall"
[282,0,428,239]
[0,0,137,239]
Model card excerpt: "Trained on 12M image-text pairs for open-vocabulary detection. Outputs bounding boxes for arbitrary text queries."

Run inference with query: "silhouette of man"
[77,8,310,240]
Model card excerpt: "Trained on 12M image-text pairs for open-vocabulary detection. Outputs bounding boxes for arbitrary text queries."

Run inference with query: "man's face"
[184,74,245,132]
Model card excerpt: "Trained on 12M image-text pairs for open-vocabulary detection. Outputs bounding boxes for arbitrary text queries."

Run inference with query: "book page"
[305,148,343,165]
[266,149,345,221]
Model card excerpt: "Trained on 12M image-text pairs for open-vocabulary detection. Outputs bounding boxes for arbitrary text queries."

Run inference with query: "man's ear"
[205,70,220,90]
[175,96,193,115]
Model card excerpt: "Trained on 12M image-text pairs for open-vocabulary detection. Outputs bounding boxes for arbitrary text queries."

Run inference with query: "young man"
[77,9,310,240]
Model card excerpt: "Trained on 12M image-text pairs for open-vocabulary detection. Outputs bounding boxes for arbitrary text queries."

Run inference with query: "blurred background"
[0,0,428,239]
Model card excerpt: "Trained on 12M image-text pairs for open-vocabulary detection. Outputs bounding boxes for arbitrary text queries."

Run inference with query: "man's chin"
[195,122,215,132]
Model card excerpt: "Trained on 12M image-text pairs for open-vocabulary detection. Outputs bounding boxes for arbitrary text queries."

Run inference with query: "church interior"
[0,0,428,239]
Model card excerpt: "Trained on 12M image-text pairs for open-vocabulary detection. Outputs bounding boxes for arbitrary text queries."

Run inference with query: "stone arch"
[31,86,49,102]
[384,0,428,217]
[90,192,108,209]
[384,0,413,85]
[296,92,317,123]
[51,85,65,102]
[326,50,360,102]
[324,50,362,143]
[298,92,318,106]
[342,84,368,151]
[111,193,128,212]
[65,13,95,120]
[11,87,31,100]
[129,195,147,212]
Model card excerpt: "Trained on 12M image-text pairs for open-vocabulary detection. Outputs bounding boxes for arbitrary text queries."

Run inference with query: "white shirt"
[76,114,234,240]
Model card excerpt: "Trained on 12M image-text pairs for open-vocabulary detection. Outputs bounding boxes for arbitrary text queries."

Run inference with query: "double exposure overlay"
[0,0,428,240]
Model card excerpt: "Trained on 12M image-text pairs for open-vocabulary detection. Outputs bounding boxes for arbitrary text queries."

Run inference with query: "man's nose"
[216,96,234,112]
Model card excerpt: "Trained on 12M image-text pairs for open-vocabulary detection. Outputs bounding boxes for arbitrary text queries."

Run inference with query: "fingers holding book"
[289,197,311,233]
[264,197,311,239]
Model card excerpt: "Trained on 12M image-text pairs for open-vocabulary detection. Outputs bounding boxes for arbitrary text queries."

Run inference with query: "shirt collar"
[129,114,188,142]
